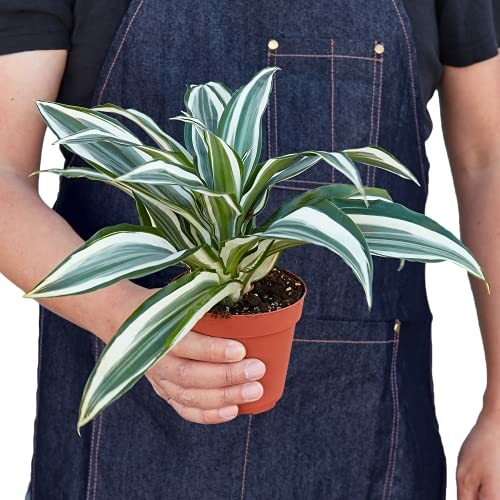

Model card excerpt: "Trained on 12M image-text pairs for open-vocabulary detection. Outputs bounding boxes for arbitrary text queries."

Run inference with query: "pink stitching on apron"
[390,0,427,195]
[368,44,378,187]
[85,337,99,500]
[97,0,146,105]
[273,184,309,192]
[293,338,395,344]
[330,38,336,183]
[382,325,400,499]
[240,414,253,500]
[372,53,385,187]
[92,414,104,500]
[387,328,401,498]
[267,51,272,160]
[273,53,279,158]
[274,53,382,62]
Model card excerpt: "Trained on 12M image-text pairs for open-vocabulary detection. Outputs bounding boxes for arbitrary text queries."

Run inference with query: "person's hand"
[145,330,266,424]
[456,408,500,499]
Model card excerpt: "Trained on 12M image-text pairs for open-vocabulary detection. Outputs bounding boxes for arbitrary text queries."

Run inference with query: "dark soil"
[210,267,304,316]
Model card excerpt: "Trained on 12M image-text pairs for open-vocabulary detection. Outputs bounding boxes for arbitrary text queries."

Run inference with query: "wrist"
[482,389,500,422]
[94,281,157,344]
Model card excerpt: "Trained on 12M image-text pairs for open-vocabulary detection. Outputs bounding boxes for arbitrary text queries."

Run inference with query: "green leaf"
[77,271,243,429]
[334,198,489,287]
[54,129,141,147]
[93,103,193,160]
[116,159,206,188]
[218,67,280,178]
[255,199,374,308]
[219,236,260,275]
[24,225,201,298]
[241,151,367,215]
[134,193,153,227]
[342,145,420,186]
[195,190,242,242]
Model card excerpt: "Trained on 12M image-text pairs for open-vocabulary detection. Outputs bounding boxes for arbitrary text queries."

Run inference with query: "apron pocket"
[243,318,399,499]
[265,34,384,187]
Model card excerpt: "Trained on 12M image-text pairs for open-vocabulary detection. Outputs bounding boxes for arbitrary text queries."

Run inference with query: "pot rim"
[175,267,307,319]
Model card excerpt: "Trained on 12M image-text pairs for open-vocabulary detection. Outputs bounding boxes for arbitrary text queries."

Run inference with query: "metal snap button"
[268,39,279,51]
[374,42,385,55]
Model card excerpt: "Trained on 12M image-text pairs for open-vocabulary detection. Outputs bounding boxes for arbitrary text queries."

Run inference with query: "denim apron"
[27,0,447,498]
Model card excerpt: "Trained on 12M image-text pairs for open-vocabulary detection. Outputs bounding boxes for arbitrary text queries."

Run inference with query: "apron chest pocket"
[265,34,385,187]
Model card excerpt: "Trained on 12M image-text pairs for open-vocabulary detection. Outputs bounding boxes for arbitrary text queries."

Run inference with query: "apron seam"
[382,325,401,499]
[372,52,385,187]
[293,339,395,344]
[96,0,146,105]
[389,0,428,195]
[330,37,336,183]
[240,414,253,500]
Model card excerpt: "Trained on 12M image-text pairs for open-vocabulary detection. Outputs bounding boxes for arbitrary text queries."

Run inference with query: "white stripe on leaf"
[25,225,197,298]
[78,271,243,429]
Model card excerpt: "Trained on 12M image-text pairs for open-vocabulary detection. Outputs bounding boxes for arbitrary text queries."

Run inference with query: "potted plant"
[25,67,489,430]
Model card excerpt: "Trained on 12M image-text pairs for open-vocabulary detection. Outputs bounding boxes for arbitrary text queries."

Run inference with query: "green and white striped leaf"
[241,151,367,214]
[54,129,141,147]
[78,271,243,429]
[135,145,195,172]
[37,101,153,177]
[204,129,243,196]
[196,190,242,242]
[218,67,280,178]
[116,159,206,188]
[133,193,153,227]
[334,198,488,285]
[24,225,200,298]
[261,184,362,228]
[94,103,193,160]
[135,193,197,249]
[37,161,212,246]
[34,167,111,182]
[220,236,260,275]
[255,199,374,308]
[342,146,420,186]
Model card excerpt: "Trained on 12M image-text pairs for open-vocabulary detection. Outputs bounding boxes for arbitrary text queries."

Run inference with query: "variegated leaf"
[241,151,367,214]
[78,271,243,428]
[24,225,200,298]
[334,198,489,286]
[116,159,206,188]
[218,67,280,178]
[255,199,373,308]
[342,146,420,186]
[94,103,193,160]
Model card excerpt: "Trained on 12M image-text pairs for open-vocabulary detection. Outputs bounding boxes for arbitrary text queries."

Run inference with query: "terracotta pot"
[192,270,306,415]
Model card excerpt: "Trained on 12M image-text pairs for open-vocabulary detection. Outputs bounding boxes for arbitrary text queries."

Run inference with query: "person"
[1,1,499,499]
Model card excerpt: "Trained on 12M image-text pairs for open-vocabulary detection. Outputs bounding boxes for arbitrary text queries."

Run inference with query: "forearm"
[452,162,500,413]
[0,169,152,343]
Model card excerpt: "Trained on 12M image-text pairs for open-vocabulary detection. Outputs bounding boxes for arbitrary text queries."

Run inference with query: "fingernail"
[242,382,263,401]
[219,406,239,419]
[245,360,266,381]
[225,341,246,361]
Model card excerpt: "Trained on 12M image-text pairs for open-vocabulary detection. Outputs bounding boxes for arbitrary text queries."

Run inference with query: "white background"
[0,95,486,499]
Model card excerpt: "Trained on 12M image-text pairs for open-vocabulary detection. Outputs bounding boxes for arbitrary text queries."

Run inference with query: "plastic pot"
[192,270,306,415]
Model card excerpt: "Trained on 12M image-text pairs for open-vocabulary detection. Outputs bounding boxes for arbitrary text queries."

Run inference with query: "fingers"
[167,399,240,424]
[456,469,480,500]
[170,330,246,362]
[158,378,264,410]
[157,354,266,389]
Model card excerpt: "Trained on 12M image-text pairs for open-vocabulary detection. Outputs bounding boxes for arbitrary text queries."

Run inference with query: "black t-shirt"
[0,0,498,140]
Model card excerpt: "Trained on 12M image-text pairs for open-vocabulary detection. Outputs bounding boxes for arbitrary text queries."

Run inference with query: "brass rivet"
[374,42,385,55]
[268,39,279,51]
[394,319,401,334]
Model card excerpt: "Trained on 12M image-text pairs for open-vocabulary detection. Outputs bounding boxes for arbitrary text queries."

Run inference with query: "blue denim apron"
[27,0,447,498]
